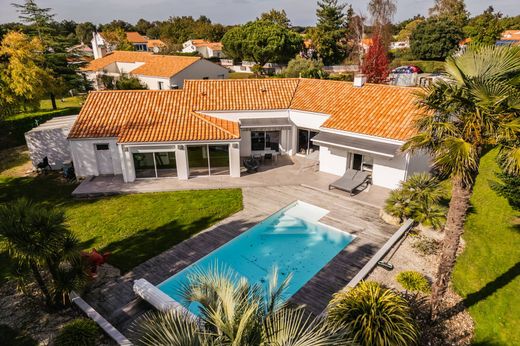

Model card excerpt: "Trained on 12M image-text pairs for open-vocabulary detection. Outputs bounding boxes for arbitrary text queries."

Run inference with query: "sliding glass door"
[298,129,319,155]
[188,144,230,177]
[251,131,280,152]
[133,151,177,179]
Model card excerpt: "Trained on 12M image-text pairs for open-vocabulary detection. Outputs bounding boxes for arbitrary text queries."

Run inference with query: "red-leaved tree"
[360,32,389,83]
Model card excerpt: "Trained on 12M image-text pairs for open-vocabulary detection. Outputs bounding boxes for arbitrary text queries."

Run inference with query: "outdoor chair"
[243,158,260,173]
[329,169,372,196]
[36,156,51,174]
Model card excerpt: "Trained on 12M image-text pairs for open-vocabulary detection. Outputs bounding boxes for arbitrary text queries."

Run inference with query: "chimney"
[353,74,367,87]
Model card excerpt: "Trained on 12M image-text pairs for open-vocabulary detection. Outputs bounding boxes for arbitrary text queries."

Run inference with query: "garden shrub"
[396,271,431,293]
[54,319,100,346]
[327,281,418,346]
[385,173,446,229]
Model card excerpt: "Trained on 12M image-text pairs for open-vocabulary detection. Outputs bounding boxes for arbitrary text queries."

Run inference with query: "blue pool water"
[157,201,355,315]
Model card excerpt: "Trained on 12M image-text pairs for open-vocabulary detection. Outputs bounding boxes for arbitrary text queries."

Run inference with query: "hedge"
[390,60,445,73]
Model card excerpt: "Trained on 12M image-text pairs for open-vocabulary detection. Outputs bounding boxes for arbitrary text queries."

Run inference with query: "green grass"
[228,72,256,79]
[0,174,243,275]
[39,96,84,109]
[452,149,520,345]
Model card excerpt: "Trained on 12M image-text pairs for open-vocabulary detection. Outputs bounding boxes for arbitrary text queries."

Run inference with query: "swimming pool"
[157,201,355,314]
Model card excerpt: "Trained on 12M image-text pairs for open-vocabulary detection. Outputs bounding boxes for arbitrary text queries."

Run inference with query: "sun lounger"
[329,169,371,196]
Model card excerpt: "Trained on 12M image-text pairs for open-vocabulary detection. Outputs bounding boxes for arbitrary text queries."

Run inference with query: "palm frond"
[434,137,479,184]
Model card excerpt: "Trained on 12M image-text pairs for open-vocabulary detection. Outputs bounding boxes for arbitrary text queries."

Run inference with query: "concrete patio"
[72,155,391,208]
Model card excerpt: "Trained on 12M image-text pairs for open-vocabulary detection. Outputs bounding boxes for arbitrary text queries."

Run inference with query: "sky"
[0,0,519,26]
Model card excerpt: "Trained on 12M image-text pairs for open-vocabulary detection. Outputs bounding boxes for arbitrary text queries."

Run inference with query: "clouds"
[0,0,518,25]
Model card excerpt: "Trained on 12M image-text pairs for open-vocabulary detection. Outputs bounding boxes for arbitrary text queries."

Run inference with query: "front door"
[95,143,113,175]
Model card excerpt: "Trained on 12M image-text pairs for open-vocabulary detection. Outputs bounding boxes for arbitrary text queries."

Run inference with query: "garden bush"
[385,173,446,229]
[54,319,100,346]
[327,281,418,346]
[396,271,431,293]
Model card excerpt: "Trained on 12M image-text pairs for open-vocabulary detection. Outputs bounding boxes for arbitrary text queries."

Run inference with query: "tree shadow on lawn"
[442,261,520,320]
[0,174,77,205]
[100,216,216,273]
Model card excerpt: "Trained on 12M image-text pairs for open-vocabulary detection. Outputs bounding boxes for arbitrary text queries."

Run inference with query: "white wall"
[318,145,408,189]
[200,110,290,122]
[289,110,330,130]
[135,75,171,90]
[70,139,121,177]
[116,61,145,73]
[171,59,228,88]
[372,154,407,189]
[319,146,348,176]
[229,143,241,177]
[240,130,252,156]
[26,127,72,169]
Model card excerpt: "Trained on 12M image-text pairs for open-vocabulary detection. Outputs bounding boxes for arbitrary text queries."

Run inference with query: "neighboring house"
[496,30,520,46]
[66,43,94,66]
[390,41,409,49]
[182,39,225,58]
[81,51,229,90]
[67,78,430,189]
[91,32,166,59]
[222,60,286,74]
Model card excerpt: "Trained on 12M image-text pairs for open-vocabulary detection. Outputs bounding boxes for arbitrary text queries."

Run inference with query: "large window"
[188,144,230,176]
[133,151,177,179]
[251,131,280,152]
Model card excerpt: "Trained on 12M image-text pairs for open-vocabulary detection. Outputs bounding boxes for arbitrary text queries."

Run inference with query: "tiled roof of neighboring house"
[81,51,201,78]
[185,79,300,111]
[291,79,419,141]
[69,79,420,142]
[126,31,148,43]
[191,39,223,50]
[501,30,520,41]
[69,90,240,142]
[147,39,166,50]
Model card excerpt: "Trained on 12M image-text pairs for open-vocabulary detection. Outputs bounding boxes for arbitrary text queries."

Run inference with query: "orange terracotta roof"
[501,30,520,41]
[69,90,239,143]
[185,79,300,111]
[147,39,166,49]
[191,39,223,50]
[126,31,147,43]
[69,79,420,143]
[291,79,419,141]
[81,51,200,78]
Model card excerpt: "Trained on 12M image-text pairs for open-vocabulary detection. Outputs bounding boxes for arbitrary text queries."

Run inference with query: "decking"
[82,185,397,334]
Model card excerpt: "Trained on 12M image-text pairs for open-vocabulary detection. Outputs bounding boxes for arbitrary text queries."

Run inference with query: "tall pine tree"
[312,0,348,65]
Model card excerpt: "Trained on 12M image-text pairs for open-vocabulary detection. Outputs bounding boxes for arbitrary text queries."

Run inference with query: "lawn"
[39,96,84,109]
[0,172,243,276]
[452,149,520,345]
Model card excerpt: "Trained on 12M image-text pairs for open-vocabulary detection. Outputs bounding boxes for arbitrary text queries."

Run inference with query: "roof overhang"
[311,132,402,158]
[239,117,292,129]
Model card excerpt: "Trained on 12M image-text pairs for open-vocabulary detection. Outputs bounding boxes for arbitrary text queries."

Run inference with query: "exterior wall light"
[177,144,184,150]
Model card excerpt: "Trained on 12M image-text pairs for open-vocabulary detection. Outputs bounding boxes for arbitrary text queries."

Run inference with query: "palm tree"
[402,45,520,319]
[0,198,85,308]
[133,264,351,345]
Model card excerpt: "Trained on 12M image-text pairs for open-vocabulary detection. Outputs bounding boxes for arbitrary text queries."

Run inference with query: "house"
[182,39,225,58]
[67,78,430,189]
[81,51,229,90]
[91,32,166,59]
[496,30,520,46]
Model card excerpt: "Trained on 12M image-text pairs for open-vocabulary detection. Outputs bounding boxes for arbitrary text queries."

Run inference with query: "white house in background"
[67,78,430,189]
[81,51,229,90]
[91,32,166,59]
[182,40,225,58]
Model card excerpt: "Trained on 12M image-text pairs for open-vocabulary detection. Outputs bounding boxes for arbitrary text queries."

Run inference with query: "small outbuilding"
[25,115,77,170]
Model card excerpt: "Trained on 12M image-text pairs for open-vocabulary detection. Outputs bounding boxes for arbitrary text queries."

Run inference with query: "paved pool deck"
[82,184,397,334]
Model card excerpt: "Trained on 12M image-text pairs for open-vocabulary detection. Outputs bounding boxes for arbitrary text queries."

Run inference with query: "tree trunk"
[430,176,474,320]
[50,93,57,110]
[29,261,52,307]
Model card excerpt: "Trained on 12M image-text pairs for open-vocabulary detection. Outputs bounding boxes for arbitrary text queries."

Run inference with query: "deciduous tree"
[259,9,291,28]
[360,31,389,83]
[102,27,134,51]
[429,0,468,27]
[464,6,503,46]
[0,31,49,117]
[75,22,95,44]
